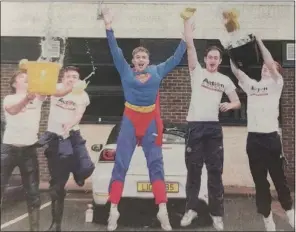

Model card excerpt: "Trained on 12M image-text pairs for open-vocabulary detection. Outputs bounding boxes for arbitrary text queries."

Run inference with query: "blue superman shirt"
[106,29,186,106]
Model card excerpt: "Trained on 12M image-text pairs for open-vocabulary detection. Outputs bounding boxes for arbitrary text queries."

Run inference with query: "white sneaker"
[212,216,224,231]
[107,207,120,231]
[157,203,172,231]
[180,209,198,227]
[285,209,295,228]
[263,212,276,231]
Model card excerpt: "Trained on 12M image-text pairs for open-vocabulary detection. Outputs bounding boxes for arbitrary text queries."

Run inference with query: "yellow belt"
[125,102,155,113]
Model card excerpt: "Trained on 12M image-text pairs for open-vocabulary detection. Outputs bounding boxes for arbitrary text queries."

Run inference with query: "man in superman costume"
[102,8,187,231]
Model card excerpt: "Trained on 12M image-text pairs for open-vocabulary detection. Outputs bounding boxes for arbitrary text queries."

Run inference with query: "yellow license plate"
[137,182,179,193]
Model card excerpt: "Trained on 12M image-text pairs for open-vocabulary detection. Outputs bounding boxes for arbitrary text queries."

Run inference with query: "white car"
[91,124,208,211]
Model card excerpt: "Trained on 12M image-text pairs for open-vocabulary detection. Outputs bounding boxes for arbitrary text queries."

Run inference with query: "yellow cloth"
[222,8,240,32]
[180,8,197,20]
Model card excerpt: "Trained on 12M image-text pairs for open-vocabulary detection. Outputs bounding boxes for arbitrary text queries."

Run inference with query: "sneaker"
[263,212,276,231]
[73,174,85,187]
[212,216,224,231]
[157,210,172,231]
[107,208,120,231]
[285,209,295,228]
[76,180,85,187]
[180,209,197,227]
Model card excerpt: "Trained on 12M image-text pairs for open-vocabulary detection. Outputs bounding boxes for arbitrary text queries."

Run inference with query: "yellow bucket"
[21,61,61,95]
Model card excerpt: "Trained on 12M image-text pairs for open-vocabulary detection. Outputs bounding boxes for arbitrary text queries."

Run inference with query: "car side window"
[162,133,185,144]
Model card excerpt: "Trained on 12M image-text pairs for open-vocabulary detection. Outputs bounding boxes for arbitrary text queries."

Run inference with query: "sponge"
[72,80,88,95]
[222,8,240,32]
[19,59,29,71]
[180,7,197,20]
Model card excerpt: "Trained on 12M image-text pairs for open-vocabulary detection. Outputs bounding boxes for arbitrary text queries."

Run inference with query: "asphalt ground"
[1,191,294,231]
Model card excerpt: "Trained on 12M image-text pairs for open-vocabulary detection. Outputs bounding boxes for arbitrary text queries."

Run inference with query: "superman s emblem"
[136,73,151,83]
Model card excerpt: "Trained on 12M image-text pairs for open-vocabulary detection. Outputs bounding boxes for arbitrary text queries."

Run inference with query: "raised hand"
[180,7,197,20]
[102,8,113,28]
[182,17,196,40]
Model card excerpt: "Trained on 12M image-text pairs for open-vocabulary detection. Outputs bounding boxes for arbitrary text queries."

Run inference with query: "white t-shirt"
[47,83,90,135]
[239,73,283,133]
[186,64,237,122]
[2,94,43,146]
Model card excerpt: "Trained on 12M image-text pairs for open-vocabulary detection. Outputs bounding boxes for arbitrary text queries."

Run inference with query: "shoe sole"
[180,221,192,227]
[157,215,172,231]
[107,214,120,231]
[213,223,224,231]
[180,215,197,227]
[107,225,117,231]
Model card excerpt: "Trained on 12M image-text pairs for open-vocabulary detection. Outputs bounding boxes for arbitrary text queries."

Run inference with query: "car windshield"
[162,133,185,144]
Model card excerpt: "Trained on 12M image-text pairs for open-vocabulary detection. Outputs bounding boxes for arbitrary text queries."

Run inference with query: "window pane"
[83,95,125,123]
[244,67,262,81]
[140,39,187,65]
[66,38,140,65]
[218,66,238,87]
[193,40,207,65]
[76,65,122,86]
[264,40,282,62]
[66,38,96,64]
[219,92,248,125]
[1,37,41,63]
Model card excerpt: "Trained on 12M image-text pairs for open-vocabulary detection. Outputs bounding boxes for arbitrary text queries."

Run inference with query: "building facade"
[1,2,295,188]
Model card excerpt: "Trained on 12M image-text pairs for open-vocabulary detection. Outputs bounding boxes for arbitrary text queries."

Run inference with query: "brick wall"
[160,68,191,123]
[280,69,295,188]
[1,64,295,187]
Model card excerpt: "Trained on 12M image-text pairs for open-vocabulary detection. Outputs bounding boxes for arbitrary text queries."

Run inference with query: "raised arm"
[230,58,254,95]
[156,37,187,78]
[256,37,281,81]
[102,8,130,74]
[230,59,251,85]
[52,85,73,97]
[184,18,200,72]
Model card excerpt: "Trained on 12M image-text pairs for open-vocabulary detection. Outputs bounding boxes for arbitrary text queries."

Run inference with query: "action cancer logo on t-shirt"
[55,97,76,111]
[249,85,268,96]
[201,78,225,92]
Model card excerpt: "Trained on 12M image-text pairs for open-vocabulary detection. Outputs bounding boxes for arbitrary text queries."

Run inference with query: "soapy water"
[78,1,104,84]
[97,0,104,20]
[36,2,67,68]
[84,39,97,85]
[36,2,98,85]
